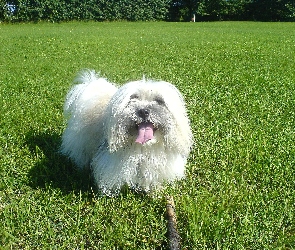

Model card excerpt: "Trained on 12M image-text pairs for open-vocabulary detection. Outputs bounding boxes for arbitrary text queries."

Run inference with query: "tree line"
[1,0,294,22]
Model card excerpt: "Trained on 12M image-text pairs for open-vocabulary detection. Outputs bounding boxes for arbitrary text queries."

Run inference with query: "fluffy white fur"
[61,70,193,195]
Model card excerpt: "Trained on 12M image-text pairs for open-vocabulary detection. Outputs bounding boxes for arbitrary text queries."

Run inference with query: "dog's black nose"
[138,109,150,121]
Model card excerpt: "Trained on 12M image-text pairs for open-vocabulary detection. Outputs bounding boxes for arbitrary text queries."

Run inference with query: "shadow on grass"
[25,130,169,249]
[24,130,152,198]
[25,130,94,194]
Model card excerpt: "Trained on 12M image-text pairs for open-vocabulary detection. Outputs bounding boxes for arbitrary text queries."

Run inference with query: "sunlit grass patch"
[0,21,295,249]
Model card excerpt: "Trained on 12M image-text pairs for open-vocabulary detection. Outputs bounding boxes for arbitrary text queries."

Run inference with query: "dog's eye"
[130,93,139,100]
[154,96,165,105]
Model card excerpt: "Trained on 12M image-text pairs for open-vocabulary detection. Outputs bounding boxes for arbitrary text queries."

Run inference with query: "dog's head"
[105,79,193,155]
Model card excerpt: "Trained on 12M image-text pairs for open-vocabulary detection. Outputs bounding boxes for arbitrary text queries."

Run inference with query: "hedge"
[1,0,294,23]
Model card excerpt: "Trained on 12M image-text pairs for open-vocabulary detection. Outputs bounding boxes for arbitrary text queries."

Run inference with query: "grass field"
[0,21,295,249]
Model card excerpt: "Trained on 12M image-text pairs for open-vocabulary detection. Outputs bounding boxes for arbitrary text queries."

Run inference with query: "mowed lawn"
[0,21,295,249]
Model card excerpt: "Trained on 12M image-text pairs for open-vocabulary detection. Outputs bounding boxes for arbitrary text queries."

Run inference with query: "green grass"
[0,21,295,249]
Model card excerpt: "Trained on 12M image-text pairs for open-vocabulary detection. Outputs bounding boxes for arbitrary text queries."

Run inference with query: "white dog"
[61,70,193,195]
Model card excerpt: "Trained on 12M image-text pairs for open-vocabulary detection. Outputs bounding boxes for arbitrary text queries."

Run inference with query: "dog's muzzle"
[138,108,150,122]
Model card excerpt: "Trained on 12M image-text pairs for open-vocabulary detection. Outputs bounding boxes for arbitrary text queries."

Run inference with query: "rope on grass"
[166,196,181,250]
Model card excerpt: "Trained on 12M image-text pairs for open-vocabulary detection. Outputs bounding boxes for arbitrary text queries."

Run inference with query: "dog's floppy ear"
[155,81,193,156]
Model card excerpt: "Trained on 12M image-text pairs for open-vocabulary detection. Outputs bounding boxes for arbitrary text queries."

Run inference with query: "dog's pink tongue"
[136,122,154,144]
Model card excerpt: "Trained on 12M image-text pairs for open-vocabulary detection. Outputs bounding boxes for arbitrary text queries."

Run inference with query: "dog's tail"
[64,70,117,117]
[61,70,118,168]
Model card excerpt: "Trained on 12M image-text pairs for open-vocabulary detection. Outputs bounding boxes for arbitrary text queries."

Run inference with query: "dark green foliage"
[1,0,294,22]
[250,0,295,21]
[170,0,295,21]
[1,0,171,22]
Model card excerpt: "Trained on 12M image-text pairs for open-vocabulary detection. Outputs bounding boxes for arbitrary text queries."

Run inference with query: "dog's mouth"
[135,122,154,144]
